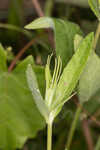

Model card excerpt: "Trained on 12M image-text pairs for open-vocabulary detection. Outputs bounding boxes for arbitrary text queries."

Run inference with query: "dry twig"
[8,38,38,72]
[31,0,44,17]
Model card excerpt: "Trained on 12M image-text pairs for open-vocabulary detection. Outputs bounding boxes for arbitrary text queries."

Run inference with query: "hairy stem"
[94,22,100,50]
[66,106,81,150]
[47,123,53,150]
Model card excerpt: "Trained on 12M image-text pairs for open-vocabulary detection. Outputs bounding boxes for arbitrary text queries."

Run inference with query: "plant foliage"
[26,17,94,125]
[0,45,45,150]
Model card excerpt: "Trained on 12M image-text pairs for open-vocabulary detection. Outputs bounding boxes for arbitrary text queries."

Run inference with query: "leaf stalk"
[94,22,100,50]
[47,123,53,150]
[66,106,81,150]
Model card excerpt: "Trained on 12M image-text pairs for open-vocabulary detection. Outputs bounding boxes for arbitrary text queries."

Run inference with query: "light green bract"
[25,17,82,68]
[26,17,94,124]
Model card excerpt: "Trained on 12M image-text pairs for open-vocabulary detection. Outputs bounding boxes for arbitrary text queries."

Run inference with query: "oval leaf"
[78,53,100,103]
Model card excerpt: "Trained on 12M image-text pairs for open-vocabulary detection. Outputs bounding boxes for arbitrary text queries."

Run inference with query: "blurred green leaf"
[25,17,82,68]
[88,0,100,20]
[8,0,23,26]
[78,53,100,103]
[95,136,100,150]
[0,48,45,149]
[56,0,89,8]
[84,90,100,114]
[0,44,7,72]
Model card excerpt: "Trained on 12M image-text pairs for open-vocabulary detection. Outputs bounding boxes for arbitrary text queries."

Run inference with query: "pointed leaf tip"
[26,64,49,123]
[24,17,54,30]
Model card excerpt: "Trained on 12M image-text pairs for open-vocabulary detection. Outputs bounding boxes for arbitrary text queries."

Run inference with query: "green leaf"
[0,44,7,72]
[78,53,100,103]
[84,90,100,114]
[0,55,45,150]
[26,64,49,123]
[14,56,45,97]
[88,0,100,20]
[25,17,82,67]
[13,55,35,72]
[7,0,23,40]
[51,32,94,117]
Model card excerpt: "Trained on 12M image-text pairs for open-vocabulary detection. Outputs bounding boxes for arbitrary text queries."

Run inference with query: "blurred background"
[0,0,97,59]
[0,0,100,150]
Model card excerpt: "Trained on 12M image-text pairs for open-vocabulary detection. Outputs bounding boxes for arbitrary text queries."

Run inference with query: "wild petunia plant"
[0,1,100,149]
[26,17,93,150]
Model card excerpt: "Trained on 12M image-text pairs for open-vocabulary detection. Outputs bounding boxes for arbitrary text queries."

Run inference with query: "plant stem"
[66,106,81,150]
[94,22,100,50]
[44,0,54,16]
[47,123,53,150]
